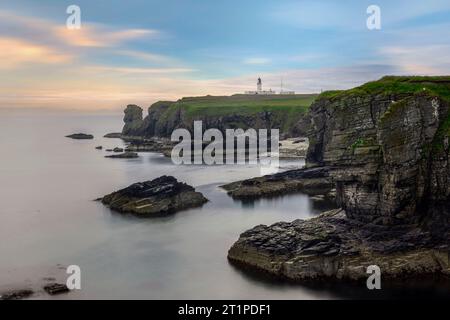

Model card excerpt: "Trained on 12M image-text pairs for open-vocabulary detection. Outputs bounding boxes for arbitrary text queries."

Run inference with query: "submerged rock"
[101,176,208,216]
[105,152,138,159]
[0,289,33,300]
[104,132,122,138]
[65,133,94,140]
[95,146,103,150]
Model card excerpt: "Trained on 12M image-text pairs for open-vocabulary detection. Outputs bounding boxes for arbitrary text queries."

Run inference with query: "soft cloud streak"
[0,37,72,69]
[54,25,159,48]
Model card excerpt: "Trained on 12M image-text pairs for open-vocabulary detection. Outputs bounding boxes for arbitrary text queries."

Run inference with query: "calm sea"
[0,110,447,299]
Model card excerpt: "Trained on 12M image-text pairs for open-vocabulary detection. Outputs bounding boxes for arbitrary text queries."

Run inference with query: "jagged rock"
[65,133,93,140]
[221,167,334,199]
[101,176,208,216]
[228,209,450,281]
[105,152,138,159]
[0,289,33,300]
[43,283,69,295]
[104,132,122,138]
[112,147,124,153]
[122,105,144,136]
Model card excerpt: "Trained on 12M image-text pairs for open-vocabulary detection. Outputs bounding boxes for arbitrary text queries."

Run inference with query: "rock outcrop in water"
[227,76,450,281]
[104,132,122,138]
[222,166,334,200]
[43,283,69,295]
[105,152,138,159]
[0,289,33,300]
[65,133,93,139]
[101,176,207,216]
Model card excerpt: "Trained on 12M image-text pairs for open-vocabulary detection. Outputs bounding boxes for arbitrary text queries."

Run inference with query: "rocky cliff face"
[227,77,450,281]
[307,83,450,231]
[121,96,313,139]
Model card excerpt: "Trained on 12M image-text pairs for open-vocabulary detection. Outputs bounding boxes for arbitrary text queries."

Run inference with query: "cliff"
[121,94,317,138]
[227,76,450,281]
[307,76,450,231]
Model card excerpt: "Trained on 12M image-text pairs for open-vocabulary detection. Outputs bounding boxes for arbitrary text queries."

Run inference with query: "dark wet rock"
[228,209,450,281]
[221,166,334,200]
[104,132,122,138]
[95,146,102,150]
[65,133,93,140]
[105,152,138,159]
[113,147,124,152]
[101,175,208,216]
[0,289,33,300]
[43,283,69,295]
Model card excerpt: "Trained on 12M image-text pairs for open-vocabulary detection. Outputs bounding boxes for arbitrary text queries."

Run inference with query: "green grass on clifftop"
[319,76,450,102]
[154,94,318,132]
[177,94,318,117]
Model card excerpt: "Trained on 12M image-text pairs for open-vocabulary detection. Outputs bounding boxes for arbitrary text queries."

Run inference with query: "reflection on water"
[0,111,448,299]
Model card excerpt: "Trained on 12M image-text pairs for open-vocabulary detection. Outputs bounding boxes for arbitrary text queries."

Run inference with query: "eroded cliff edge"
[226,76,450,281]
[121,95,317,139]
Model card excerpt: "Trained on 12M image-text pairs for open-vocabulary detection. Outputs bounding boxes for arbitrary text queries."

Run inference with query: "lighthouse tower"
[244,77,275,95]
[257,77,262,92]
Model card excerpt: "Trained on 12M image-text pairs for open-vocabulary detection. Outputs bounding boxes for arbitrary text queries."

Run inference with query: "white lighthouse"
[245,77,275,95]
[257,77,262,92]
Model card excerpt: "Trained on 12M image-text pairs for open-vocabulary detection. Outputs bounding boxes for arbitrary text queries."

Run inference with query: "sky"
[1,0,450,111]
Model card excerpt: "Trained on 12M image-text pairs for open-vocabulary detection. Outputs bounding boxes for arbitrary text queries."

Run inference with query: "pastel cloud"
[83,66,196,74]
[54,24,160,48]
[0,37,72,69]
